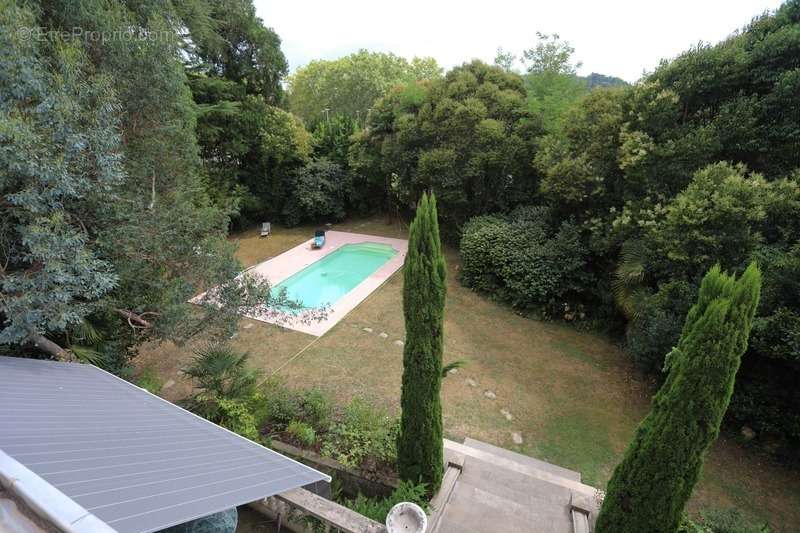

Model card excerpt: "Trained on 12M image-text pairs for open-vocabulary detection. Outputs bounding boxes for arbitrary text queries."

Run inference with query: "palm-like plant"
[183,344,260,400]
[67,319,107,366]
[612,240,650,322]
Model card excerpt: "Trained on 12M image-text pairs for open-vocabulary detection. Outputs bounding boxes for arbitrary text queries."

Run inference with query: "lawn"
[136,216,800,531]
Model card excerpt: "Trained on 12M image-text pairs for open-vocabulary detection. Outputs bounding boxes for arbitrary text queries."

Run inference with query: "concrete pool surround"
[243,231,408,336]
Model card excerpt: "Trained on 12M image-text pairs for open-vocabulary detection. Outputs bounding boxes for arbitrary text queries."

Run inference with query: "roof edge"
[0,450,117,533]
[92,364,332,486]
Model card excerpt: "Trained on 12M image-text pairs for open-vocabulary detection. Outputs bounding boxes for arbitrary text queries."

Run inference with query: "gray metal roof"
[0,356,329,533]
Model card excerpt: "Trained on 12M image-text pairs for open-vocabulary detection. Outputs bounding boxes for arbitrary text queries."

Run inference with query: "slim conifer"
[596,263,761,532]
[397,193,447,492]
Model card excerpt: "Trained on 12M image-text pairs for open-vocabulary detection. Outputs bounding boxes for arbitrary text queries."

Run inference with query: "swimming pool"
[273,242,398,310]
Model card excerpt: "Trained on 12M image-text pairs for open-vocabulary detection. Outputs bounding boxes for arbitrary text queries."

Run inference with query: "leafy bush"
[137,367,164,395]
[259,377,333,431]
[626,281,696,373]
[322,398,399,468]
[459,207,590,314]
[181,345,262,441]
[286,420,316,447]
[282,158,350,226]
[679,508,771,533]
[344,481,428,523]
[210,397,259,441]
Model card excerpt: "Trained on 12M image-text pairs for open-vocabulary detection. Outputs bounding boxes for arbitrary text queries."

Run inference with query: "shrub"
[259,377,333,431]
[344,481,428,523]
[679,508,771,533]
[459,206,590,314]
[181,345,263,441]
[186,394,259,441]
[282,158,350,226]
[137,367,164,395]
[286,420,316,447]
[322,398,399,469]
[626,280,696,373]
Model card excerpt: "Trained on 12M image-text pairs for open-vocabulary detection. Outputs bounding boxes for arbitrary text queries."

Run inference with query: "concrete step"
[463,437,581,482]
[444,439,596,498]
[436,483,574,533]
[458,452,573,509]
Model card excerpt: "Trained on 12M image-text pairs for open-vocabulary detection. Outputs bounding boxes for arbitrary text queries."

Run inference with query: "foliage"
[0,4,120,348]
[527,1,800,446]
[459,207,590,314]
[321,398,399,469]
[183,345,260,401]
[288,49,442,125]
[200,395,259,441]
[522,32,582,75]
[286,420,316,447]
[259,378,334,432]
[596,263,762,532]
[679,508,771,533]
[442,360,467,377]
[0,0,292,367]
[189,0,288,104]
[398,194,446,491]
[282,158,350,226]
[626,281,696,373]
[137,367,164,395]
[191,82,311,225]
[352,61,542,232]
[311,114,359,167]
[181,345,262,440]
[344,481,429,523]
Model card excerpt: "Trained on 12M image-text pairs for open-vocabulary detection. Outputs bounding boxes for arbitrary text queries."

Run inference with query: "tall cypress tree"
[398,193,447,492]
[596,263,761,533]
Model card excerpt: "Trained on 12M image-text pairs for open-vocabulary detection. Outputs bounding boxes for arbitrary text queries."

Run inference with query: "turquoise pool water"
[273,243,397,310]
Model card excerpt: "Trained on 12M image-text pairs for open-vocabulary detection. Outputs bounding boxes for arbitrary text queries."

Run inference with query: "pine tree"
[397,193,447,492]
[596,263,762,533]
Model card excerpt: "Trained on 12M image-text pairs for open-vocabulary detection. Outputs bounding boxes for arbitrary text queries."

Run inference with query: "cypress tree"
[596,262,761,533]
[397,193,447,492]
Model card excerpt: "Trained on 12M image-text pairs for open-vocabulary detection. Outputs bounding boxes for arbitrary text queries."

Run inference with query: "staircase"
[427,438,599,533]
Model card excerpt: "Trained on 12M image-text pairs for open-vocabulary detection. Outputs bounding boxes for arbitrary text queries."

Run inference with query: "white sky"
[253,0,785,82]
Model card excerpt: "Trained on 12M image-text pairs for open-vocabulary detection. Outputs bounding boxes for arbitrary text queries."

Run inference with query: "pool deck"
[244,231,408,336]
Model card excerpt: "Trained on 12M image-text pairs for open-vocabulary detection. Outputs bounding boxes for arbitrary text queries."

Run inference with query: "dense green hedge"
[460,207,591,315]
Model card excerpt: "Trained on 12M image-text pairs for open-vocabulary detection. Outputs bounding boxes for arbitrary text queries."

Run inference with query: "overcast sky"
[253,0,785,82]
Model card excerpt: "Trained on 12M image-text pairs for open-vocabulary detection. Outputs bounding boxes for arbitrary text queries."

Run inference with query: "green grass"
[136,215,800,532]
[533,414,617,487]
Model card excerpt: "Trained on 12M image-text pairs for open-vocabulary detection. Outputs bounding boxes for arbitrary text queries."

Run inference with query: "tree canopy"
[288,49,442,126]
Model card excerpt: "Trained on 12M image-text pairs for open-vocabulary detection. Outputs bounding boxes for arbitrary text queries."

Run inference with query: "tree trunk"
[29,334,70,361]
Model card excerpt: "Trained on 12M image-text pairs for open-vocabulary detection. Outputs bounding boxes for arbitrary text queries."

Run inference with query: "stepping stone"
[447,368,458,375]
[163,379,175,390]
[484,390,497,400]
[512,432,523,445]
[465,378,477,387]
[363,327,373,333]
[379,332,389,339]
[393,340,404,346]
[242,323,254,329]
[500,408,513,421]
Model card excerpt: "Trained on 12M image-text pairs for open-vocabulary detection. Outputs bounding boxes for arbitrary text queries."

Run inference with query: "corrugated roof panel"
[0,356,329,533]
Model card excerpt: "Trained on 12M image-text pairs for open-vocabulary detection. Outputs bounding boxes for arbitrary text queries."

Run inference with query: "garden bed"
[269,439,399,498]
